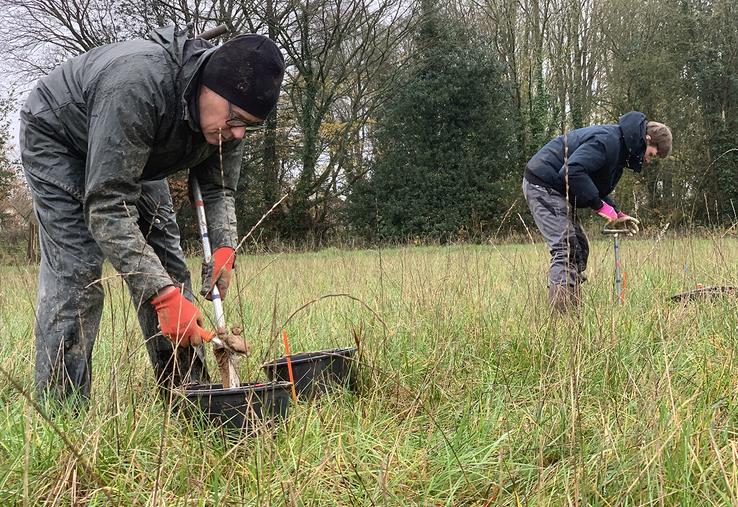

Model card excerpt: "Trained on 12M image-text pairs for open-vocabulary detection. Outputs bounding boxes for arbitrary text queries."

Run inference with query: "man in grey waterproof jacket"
[19,26,285,404]
[522,111,672,311]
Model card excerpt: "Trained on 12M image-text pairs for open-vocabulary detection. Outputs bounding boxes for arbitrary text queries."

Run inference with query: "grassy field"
[2,233,738,505]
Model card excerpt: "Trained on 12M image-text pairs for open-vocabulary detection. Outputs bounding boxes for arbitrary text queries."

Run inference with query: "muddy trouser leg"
[522,178,586,287]
[135,180,210,392]
[22,170,104,407]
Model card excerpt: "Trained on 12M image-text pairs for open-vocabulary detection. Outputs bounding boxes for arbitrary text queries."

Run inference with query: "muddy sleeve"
[190,140,245,250]
[84,55,173,304]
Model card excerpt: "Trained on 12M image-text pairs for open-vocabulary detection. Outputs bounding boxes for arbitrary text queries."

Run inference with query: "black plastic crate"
[183,381,292,432]
[261,347,357,400]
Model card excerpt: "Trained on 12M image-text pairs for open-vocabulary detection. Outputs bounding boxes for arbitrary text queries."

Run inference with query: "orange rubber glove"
[151,286,214,347]
[206,246,235,301]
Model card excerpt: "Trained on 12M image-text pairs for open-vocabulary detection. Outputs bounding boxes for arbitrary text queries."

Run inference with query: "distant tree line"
[0,0,737,247]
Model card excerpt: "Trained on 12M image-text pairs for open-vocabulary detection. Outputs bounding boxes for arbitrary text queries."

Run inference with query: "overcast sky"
[2,69,35,159]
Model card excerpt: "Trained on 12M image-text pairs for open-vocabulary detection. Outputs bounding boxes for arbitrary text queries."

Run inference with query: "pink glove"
[596,201,617,220]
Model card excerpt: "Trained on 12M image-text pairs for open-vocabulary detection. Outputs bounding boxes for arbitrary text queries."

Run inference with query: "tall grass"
[1,233,738,505]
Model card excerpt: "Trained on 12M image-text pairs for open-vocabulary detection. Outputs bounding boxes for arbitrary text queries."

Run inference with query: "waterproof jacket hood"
[619,111,647,173]
[524,111,648,209]
[20,26,244,302]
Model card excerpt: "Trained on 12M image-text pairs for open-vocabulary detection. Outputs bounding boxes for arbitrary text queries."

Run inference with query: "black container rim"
[261,347,357,368]
[184,381,293,396]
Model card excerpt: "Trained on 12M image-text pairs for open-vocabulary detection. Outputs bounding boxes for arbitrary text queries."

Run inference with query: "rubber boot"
[570,283,581,307]
[548,284,580,313]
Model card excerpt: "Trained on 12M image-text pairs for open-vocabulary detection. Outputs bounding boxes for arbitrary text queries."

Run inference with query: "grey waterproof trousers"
[21,126,209,404]
[522,178,589,287]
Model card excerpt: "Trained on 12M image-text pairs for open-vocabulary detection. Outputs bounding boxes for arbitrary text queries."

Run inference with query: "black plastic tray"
[262,347,357,400]
[183,381,292,432]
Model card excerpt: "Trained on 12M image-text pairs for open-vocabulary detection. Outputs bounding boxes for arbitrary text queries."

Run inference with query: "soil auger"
[602,217,638,304]
[192,179,249,388]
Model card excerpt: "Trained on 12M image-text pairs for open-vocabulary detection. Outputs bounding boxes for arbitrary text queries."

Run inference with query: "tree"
[0,0,125,77]
[0,94,16,202]
[0,91,37,261]
[348,0,517,241]
[257,0,414,241]
[683,0,738,223]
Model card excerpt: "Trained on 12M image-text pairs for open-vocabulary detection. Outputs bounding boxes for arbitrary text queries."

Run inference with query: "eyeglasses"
[225,103,266,132]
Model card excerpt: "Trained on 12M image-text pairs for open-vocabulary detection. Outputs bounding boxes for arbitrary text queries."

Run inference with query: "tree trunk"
[27,219,39,263]
[263,0,280,208]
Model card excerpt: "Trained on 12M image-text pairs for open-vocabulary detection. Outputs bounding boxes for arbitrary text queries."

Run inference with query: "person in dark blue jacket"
[522,111,672,311]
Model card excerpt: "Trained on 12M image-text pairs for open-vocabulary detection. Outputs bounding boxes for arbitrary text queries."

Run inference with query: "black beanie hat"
[200,34,285,120]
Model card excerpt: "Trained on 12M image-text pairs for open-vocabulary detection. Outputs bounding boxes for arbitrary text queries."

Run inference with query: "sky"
[1,71,35,160]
